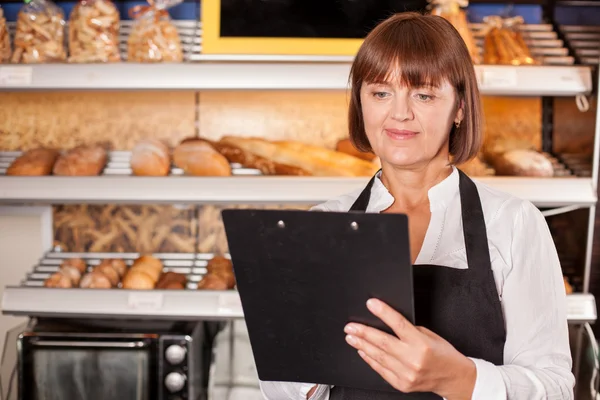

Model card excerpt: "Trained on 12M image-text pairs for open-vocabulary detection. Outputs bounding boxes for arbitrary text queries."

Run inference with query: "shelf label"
[481,68,518,89]
[128,292,164,310]
[218,293,242,315]
[0,67,33,86]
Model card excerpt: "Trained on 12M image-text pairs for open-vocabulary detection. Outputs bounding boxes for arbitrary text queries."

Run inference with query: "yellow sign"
[201,1,364,56]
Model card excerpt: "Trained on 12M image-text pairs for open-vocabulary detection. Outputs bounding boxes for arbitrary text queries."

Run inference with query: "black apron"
[330,169,506,400]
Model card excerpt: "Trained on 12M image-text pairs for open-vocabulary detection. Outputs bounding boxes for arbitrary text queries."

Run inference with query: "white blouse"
[259,167,574,400]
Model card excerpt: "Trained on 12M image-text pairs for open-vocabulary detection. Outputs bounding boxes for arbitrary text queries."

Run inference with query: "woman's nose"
[391,97,413,121]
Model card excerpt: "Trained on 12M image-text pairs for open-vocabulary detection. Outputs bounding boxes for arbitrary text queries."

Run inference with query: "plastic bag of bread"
[482,15,537,65]
[127,0,183,63]
[68,0,121,63]
[0,6,11,63]
[429,0,480,64]
[11,0,67,64]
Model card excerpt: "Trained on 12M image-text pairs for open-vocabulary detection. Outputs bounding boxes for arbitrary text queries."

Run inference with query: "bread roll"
[122,270,155,289]
[213,270,236,289]
[130,139,171,176]
[98,259,127,278]
[173,139,232,176]
[156,272,187,289]
[130,255,163,282]
[160,281,185,290]
[206,255,233,274]
[489,149,554,177]
[197,274,228,290]
[61,258,87,274]
[335,139,376,162]
[6,148,60,176]
[80,271,112,289]
[44,271,73,288]
[95,264,120,287]
[59,265,82,286]
[53,145,108,176]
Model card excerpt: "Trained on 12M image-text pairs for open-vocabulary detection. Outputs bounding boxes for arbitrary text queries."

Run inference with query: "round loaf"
[53,145,108,176]
[44,271,73,288]
[122,270,155,289]
[173,139,232,176]
[130,139,171,176]
[80,271,112,289]
[6,148,60,176]
[492,149,554,177]
[197,274,228,290]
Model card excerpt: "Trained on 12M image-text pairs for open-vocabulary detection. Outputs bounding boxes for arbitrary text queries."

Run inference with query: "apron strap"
[349,171,379,212]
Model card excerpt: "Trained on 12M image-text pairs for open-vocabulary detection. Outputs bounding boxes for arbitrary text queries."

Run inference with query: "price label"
[0,66,33,86]
[218,293,242,315]
[128,292,164,310]
[482,68,518,89]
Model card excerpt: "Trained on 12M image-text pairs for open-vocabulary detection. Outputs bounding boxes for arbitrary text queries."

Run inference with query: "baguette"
[220,136,379,177]
[6,148,60,176]
[212,140,310,176]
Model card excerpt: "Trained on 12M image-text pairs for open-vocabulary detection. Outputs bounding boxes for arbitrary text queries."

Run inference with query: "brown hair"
[348,12,482,165]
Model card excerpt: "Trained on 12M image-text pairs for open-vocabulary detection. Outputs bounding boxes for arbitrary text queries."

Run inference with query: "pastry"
[6,148,60,176]
[173,139,232,176]
[98,258,127,278]
[80,270,112,289]
[130,139,171,176]
[335,139,377,162]
[122,270,155,289]
[44,271,73,288]
[53,145,108,176]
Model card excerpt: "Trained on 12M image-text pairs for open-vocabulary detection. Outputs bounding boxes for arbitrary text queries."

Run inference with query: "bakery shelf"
[1,252,595,323]
[1,252,244,320]
[0,175,595,207]
[0,63,593,96]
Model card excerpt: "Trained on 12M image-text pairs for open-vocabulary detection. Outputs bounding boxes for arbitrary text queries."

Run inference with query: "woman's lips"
[384,129,418,140]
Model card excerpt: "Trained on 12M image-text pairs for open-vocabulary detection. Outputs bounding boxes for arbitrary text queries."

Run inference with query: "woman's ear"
[454,99,465,125]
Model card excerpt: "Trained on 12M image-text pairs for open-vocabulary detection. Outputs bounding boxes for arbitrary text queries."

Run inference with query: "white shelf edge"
[0,176,596,207]
[2,287,594,323]
[0,63,593,96]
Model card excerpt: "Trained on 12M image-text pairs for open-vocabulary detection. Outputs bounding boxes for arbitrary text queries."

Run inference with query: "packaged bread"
[482,16,537,65]
[52,145,108,176]
[131,138,171,176]
[11,0,67,64]
[335,138,377,162]
[6,148,60,176]
[430,0,480,64]
[488,149,554,177]
[127,0,183,63]
[173,139,232,176]
[219,136,380,177]
[68,0,121,63]
[0,6,11,63]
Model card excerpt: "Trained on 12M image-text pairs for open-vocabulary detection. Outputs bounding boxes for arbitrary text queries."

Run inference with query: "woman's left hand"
[344,298,476,400]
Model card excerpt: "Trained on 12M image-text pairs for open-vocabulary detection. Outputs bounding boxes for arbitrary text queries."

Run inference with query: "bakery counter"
[2,251,244,320]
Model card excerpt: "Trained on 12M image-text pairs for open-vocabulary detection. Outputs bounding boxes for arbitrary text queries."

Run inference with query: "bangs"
[351,15,463,90]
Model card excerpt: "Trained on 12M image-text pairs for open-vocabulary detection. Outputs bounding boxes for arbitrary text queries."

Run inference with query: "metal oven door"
[18,333,159,400]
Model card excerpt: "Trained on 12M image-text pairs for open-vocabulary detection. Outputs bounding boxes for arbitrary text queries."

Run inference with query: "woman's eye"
[373,92,389,99]
[416,94,434,101]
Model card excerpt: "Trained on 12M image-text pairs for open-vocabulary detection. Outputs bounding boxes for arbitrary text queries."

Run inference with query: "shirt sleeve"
[469,200,575,400]
[259,381,331,400]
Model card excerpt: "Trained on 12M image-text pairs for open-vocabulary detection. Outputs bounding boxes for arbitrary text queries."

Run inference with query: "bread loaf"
[122,270,155,289]
[44,271,73,288]
[131,139,171,176]
[220,136,379,177]
[121,255,164,289]
[62,258,87,274]
[156,271,187,289]
[173,139,232,176]
[98,258,127,278]
[53,145,108,176]
[80,270,112,289]
[212,140,310,176]
[488,149,554,177]
[95,264,120,286]
[6,148,60,176]
[335,139,377,162]
[59,265,83,286]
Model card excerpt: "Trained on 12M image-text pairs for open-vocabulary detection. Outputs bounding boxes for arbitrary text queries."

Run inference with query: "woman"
[259,11,574,400]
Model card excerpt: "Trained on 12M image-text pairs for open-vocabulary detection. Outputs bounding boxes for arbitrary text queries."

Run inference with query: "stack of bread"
[197,255,236,290]
[6,145,108,176]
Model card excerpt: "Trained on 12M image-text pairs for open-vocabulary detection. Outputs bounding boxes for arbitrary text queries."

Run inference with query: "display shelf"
[1,252,595,322]
[0,63,593,95]
[0,175,595,207]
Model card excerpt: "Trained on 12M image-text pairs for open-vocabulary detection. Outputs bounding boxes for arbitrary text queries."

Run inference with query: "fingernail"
[367,299,380,312]
[358,350,366,358]
[346,335,357,345]
[344,325,357,334]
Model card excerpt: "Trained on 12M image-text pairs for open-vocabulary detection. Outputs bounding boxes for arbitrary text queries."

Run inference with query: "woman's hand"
[344,299,476,400]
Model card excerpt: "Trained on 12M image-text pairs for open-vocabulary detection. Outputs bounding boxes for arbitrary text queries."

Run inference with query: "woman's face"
[360,76,463,169]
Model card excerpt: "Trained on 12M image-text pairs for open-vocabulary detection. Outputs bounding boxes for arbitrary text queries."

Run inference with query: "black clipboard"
[221,209,414,393]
